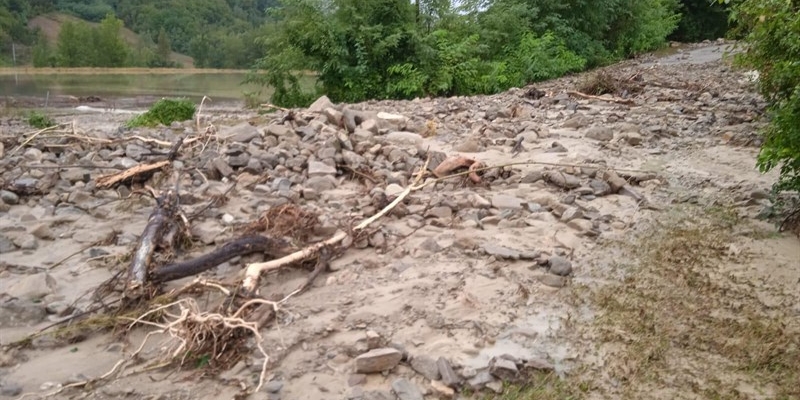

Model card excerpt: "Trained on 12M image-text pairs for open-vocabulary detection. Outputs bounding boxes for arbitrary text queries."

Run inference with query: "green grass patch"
[126,98,196,128]
[27,110,56,129]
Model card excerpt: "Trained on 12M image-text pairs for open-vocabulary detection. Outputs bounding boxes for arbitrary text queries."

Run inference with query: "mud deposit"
[1,41,798,400]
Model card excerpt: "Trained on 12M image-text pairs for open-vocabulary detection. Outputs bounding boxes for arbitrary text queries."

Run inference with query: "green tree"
[153,27,172,67]
[729,0,800,222]
[56,20,95,66]
[31,31,56,67]
[93,14,128,67]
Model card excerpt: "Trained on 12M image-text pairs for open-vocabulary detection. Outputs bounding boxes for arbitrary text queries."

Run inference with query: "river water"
[0,71,272,107]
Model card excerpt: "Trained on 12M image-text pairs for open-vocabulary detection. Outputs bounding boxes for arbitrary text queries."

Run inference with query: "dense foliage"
[126,98,196,127]
[2,0,739,70]
[250,0,684,106]
[2,0,277,68]
[730,0,800,202]
[31,14,129,67]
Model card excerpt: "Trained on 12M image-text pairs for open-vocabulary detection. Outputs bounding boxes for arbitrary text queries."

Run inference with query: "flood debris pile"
[0,42,791,400]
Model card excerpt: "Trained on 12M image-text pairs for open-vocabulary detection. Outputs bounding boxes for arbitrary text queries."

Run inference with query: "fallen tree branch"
[241,157,431,295]
[151,235,288,283]
[95,160,171,189]
[125,189,181,299]
[566,90,636,105]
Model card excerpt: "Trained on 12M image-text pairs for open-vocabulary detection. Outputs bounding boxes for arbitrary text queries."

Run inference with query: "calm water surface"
[1,72,265,103]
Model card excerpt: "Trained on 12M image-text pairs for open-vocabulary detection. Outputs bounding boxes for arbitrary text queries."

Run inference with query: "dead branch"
[125,189,181,299]
[241,157,431,295]
[151,235,289,283]
[566,90,636,105]
[95,160,171,189]
[95,138,183,189]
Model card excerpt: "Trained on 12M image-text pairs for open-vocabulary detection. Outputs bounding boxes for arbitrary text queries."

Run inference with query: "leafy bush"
[254,0,683,107]
[730,0,800,226]
[27,111,56,129]
[126,98,196,128]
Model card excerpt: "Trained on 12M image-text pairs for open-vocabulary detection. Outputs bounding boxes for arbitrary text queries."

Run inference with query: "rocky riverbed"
[1,41,798,400]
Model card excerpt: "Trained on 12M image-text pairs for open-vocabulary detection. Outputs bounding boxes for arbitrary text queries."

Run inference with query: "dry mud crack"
[1,41,798,400]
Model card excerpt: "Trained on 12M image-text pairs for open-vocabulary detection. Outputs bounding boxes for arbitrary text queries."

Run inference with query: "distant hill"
[28,13,194,68]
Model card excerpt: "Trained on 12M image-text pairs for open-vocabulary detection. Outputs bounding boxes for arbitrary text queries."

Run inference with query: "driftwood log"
[151,235,288,283]
[125,189,181,299]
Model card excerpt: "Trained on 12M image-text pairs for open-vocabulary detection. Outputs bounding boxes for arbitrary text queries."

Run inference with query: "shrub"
[730,0,800,229]
[127,98,196,128]
[27,111,56,129]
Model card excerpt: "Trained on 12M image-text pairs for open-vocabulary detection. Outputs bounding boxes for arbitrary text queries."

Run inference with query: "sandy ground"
[0,41,798,400]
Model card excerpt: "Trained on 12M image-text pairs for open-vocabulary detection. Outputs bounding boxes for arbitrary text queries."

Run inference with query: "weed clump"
[127,98,196,128]
[27,111,56,129]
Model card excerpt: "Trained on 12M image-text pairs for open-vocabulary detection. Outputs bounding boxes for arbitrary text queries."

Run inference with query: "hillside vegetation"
[2,0,730,72]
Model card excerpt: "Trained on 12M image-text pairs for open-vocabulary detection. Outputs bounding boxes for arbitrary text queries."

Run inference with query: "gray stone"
[361,119,379,133]
[29,224,54,240]
[229,153,250,167]
[491,194,523,210]
[212,158,235,177]
[266,124,293,138]
[263,381,284,393]
[623,131,643,146]
[489,357,519,381]
[538,275,566,288]
[437,357,461,387]
[324,107,344,126]
[59,168,91,183]
[0,190,19,205]
[425,206,453,219]
[348,374,367,387]
[308,95,335,113]
[486,381,504,393]
[342,150,366,167]
[354,348,402,373]
[482,244,520,259]
[391,378,423,400]
[0,235,16,253]
[548,256,573,276]
[12,234,37,250]
[385,131,423,146]
[419,237,442,253]
[308,161,337,177]
[305,176,337,192]
[0,381,23,397]
[23,147,43,162]
[585,126,614,141]
[0,299,46,327]
[125,143,148,160]
[544,171,581,189]
[7,273,56,300]
[191,221,225,245]
[588,179,612,196]
[560,207,583,222]
[271,178,292,191]
[384,184,405,198]
[467,370,495,390]
[520,172,543,183]
[561,114,591,129]
[225,122,261,142]
[455,139,482,153]
[410,354,440,380]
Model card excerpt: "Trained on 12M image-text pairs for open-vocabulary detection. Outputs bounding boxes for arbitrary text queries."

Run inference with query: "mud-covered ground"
[1,41,798,400]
